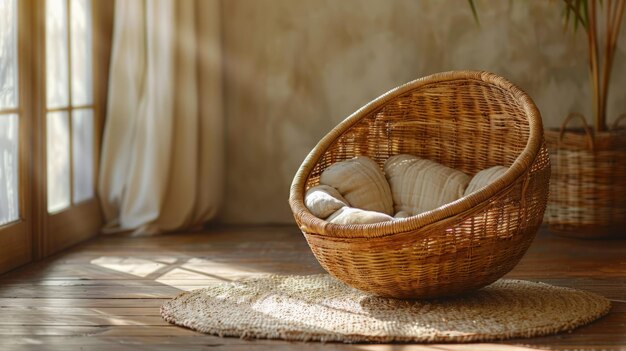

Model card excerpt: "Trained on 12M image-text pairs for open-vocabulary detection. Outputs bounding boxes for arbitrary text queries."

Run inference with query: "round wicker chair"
[289,71,550,299]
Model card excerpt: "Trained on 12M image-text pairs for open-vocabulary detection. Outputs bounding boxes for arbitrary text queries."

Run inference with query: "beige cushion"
[394,211,412,219]
[326,207,394,225]
[320,156,393,215]
[465,166,509,196]
[304,185,349,219]
[384,154,471,215]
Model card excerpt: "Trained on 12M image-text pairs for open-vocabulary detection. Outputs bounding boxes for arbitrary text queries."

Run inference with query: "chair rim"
[288,70,544,239]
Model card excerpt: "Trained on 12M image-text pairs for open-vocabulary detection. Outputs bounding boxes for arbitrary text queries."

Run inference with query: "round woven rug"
[161,274,610,343]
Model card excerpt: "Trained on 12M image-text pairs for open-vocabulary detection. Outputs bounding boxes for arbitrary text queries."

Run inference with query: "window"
[0,0,20,226]
[46,0,95,213]
[42,0,104,256]
[0,0,110,274]
[0,0,32,274]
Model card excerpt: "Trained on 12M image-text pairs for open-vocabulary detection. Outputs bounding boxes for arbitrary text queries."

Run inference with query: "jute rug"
[161,274,610,343]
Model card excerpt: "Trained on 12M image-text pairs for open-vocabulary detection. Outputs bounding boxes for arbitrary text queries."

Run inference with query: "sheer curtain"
[99,0,223,235]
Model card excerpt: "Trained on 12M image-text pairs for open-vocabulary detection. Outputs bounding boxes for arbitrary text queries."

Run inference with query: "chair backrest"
[305,72,536,190]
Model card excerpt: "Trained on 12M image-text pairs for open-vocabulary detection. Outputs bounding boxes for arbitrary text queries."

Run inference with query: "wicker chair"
[289,71,550,299]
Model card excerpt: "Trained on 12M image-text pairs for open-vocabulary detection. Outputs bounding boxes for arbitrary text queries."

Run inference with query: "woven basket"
[544,113,626,239]
[289,71,550,299]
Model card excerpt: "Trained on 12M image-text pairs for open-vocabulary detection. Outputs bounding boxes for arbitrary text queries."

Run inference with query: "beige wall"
[219,0,626,224]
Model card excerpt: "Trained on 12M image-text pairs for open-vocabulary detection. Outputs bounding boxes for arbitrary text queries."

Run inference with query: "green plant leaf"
[582,0,589,29]
[467,0,480,26]
[562,0,589,32]
[563,4,572,31]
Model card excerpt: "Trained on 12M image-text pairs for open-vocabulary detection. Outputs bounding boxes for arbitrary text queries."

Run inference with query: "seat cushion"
[384,154,471,215]
[465,166,509,196]
[326,207,394,225]
[320,156,393,215]
[304,185,349,219]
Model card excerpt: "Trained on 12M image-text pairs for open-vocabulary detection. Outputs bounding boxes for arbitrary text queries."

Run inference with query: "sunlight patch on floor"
[181,257,265,280]
[90,256,167,278]
[151,256,178,264]
[90,256,271,291]
[16,338,43,345]
[155,267,220,291]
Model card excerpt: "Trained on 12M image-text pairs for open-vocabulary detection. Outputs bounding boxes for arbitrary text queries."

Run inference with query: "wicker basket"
[544,113,626,239]
[289,71,550,299]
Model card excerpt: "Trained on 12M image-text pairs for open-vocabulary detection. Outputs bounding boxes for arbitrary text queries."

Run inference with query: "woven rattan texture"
[161,274,610,343]
[545,128,626,238]
[289,71,550,298]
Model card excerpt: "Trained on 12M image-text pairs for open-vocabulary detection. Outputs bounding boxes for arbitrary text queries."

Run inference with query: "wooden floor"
[0,225,624,350]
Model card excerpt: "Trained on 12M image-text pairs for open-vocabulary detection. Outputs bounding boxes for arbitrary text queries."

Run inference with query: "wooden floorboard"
[0,225,624,350]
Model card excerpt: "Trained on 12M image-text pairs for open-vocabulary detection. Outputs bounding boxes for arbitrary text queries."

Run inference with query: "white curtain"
[99,0,223,235]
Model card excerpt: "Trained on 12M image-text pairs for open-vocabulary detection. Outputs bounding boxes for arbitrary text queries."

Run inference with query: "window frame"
[0,0,34,273]
[39,0,105,256]
[0,0,113,272]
